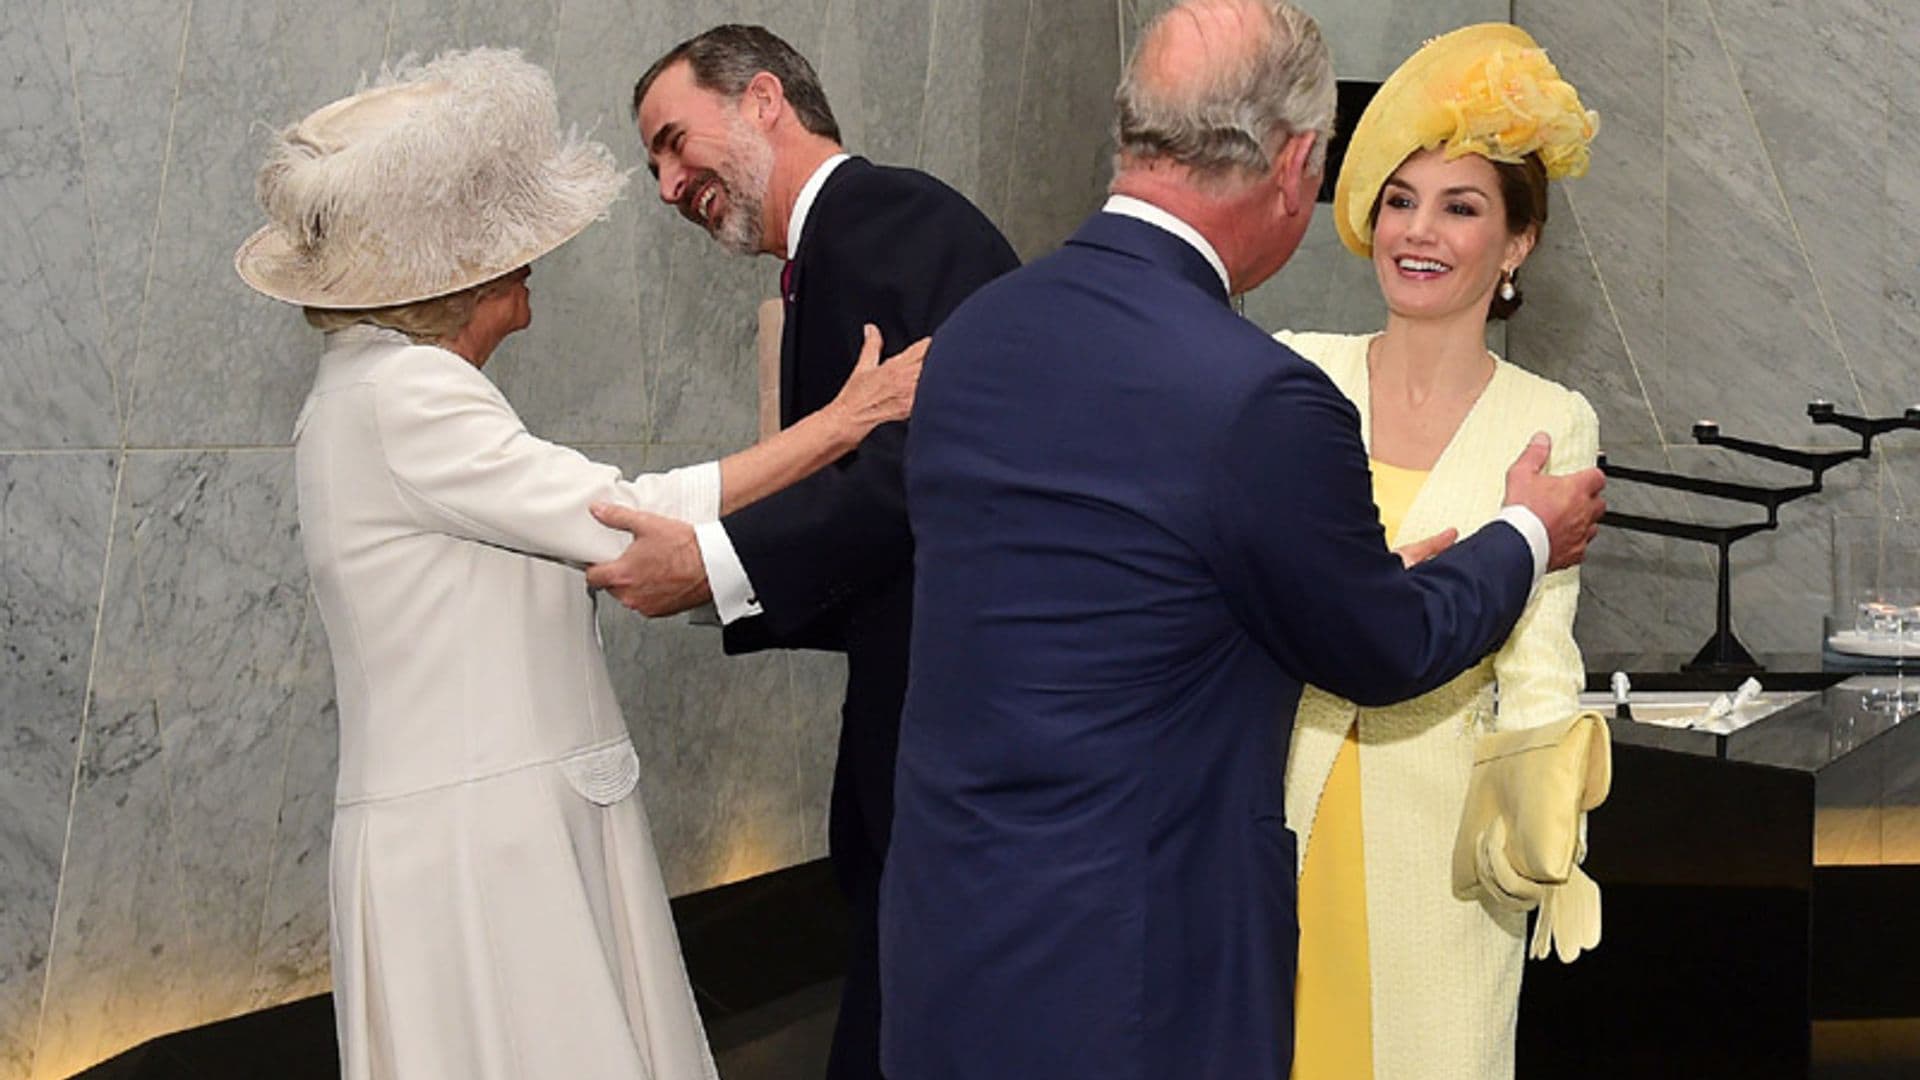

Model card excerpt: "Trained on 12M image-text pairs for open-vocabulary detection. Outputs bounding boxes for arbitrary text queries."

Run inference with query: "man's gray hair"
[1113,0,1336,184]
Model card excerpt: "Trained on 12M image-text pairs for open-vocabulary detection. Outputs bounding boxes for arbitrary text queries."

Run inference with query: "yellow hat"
[1332,23,1599,257]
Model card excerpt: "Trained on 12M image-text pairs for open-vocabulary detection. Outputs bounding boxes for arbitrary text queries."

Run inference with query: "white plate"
[1827,631,1920,658]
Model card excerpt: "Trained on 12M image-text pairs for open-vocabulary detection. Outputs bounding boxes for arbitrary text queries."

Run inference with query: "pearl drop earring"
[1499,270,1517,302]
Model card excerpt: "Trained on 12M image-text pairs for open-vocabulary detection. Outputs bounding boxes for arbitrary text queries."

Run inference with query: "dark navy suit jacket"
[882,211,1535,1079]
[714,157,1017,1080]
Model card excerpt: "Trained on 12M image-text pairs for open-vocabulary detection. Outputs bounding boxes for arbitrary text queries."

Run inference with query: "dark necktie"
[780,259,797,305]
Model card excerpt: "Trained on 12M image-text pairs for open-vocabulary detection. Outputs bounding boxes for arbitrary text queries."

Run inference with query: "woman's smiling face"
[1370,147,1533,324]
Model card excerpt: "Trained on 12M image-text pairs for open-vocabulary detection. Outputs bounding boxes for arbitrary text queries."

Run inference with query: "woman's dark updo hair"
[1487,153,1549,320]
[1365,151,1551,321]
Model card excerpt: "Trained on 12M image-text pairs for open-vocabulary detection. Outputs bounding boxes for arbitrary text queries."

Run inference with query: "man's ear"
[742,70,784,128]
[1273,131,1320,217]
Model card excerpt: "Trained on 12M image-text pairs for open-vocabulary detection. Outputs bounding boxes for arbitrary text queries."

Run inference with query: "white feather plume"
[246,47,627,306]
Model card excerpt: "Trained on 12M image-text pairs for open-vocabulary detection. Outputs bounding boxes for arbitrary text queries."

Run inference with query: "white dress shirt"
[695,152,852,623]
[1100,195,1549,585]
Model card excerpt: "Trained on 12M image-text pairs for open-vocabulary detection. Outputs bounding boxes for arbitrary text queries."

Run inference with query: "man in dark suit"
[588,25,1019,1080]
[881,2,1606,1078]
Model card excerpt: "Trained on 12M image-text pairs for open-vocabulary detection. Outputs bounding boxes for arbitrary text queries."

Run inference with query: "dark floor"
[72,859,1920,1079]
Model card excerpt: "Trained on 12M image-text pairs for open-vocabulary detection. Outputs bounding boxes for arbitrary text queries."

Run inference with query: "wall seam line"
[28,449,126,1080]
[119,0,196,448]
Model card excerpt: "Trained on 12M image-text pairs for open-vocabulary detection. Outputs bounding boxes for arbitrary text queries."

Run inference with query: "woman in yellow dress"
[1277,25,1602,1080]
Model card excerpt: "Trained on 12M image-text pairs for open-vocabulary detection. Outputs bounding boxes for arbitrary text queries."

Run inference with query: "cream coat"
[294,325,721,1080]
[1276,331,1597,1080]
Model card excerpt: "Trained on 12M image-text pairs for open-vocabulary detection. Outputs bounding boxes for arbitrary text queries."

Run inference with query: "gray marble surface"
[18,0,1916,1072]
[1298,0,1510,82]
[1510,0,1920,657]
[0,453,117,1080]
[121,0,316,449]
[35,463,195,1079]
[1243,212,1390,340]
[35,451,328,1073]
[61,0,193,439]
[998,0,1121,261]
[8,0,1127,1071]
[919,0,1044,244]
[1,3,119,451]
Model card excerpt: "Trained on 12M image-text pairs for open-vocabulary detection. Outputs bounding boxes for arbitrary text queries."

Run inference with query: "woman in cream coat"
[1278,26,1602,1080]
[236,50,923,1080]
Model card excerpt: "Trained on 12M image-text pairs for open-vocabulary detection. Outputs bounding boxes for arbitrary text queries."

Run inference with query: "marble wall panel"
[122,0,319,449]
[1243,213,1388,339]
[61,0,191,427]
[1574,478,1721,664]
[0,453,117,1080]
[383,0,467,57]
[1513,0,1669,448]
[34,468,195,1080]
[245,613,336,1009]
[1874,1,1920,426]
[1658,0,1851,440]
[997,0,1121,260]
[272,4,400,108]
[3,0,1167,1070]
[481,0,663,445]
[1510,183,1666,451]
[461,0,560,62]
[88,451,320,1029]
[1,4,119,450]
[1118,0,1165,61]
[816,0,935,169]
[917,0,1036,231]
[1709,0,1889,419]
[594,444,811,896]
[1298,0,1510,82]
[645,225,775,448]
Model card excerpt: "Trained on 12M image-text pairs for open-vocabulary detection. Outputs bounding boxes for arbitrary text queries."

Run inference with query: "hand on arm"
[1502,432,1606,572]
[1494,394,1599,730]
[713,325,929,515]
[584,504,713,616]
[1394,527,1459,568]
[1211,371,1534,707]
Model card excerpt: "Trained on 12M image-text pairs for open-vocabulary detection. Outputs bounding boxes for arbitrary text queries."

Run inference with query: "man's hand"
[1394,527,1458,568]
[585,504,713,616]
[1502,432,1606,572]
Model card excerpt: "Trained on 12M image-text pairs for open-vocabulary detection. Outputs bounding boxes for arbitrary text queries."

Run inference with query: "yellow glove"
[1453,712,1611,964]
[1531,862,1602,962]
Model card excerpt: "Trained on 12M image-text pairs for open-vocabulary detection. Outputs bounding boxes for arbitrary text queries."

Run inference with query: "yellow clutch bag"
[1451,711,1612,962]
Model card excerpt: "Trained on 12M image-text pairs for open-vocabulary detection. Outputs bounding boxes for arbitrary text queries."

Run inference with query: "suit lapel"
[778,157,870,428]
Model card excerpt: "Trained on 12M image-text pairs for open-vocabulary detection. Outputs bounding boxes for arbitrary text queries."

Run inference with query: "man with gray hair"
[882,2,1605,1075]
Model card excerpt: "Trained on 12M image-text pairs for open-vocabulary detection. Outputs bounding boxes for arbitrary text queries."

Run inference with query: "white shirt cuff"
[694,519,764,624]
[1494,505,1550,589]
[682,460,723,522]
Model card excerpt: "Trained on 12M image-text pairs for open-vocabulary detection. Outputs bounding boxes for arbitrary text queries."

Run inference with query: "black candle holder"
[1598,402,1920,674]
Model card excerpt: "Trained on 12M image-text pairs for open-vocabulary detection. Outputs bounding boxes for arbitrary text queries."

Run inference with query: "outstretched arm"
[714,325,927,515]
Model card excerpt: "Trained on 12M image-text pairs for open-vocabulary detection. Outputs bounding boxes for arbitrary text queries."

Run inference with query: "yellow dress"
[1291,459,1428,1080]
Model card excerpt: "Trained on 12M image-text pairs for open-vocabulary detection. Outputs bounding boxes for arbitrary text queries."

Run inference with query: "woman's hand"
[827,324,931,440]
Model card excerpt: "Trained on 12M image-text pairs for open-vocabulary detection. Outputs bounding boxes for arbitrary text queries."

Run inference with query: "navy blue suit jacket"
[715,157,1017,1080]
[882,212,1535,1079]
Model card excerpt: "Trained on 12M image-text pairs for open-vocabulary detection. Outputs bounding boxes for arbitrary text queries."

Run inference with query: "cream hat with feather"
[235,47,626,308]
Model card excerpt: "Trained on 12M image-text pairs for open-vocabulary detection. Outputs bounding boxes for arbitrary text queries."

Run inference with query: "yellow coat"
[1275,331,1598,1080]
